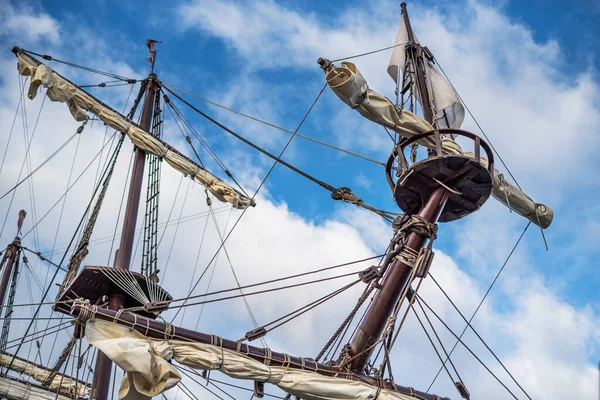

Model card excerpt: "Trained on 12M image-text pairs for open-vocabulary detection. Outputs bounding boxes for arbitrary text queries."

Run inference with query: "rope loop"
[331,187,363,204]
[164,322,175,341]
[71,299,96,324]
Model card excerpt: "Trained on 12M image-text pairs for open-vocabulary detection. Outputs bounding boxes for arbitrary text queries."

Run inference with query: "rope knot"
[331,187,363,204]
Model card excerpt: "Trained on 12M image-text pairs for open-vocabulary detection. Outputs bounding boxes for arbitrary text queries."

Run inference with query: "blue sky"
[0,0,599,399]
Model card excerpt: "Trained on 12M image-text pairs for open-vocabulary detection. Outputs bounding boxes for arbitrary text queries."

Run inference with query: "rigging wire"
[416,294,521,400]
[409,299,458,393]
[427,221,531,391]
[163,85,397,222]
[178,368,286,400]
[257,279,362,337]
[19,48,140,83]
[43,205,230,259]
[0,78,44,240]
[168,83,327,320]
[21,133,120,239]
[163,93,251,198]
[329,42,408,63]
[0,131,78,202]
[160,179,192,281]
[165,269,366,310]
[208,206,268,348]
[157,175,184,248]
[428,272,533,399]
[48,134,81,262]
[0,74,24,178]
[191,204,218,330]
[160,82,385,167]
[433,58,522,191]
[20,73,42,252]
[5,131,127,372]
[165,254,382,306]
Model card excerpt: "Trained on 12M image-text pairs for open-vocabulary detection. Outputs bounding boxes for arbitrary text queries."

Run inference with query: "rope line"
[168,83,327,320]
[427,221,531,391]
[160,82,385,166]
[433,58,522,191]
[416,295,520,400]
[428,272,532,399]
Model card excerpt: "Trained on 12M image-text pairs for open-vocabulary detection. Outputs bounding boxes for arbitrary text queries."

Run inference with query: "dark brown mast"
[91,73,159,400]
[0,211,25,314]
[344,2,447,373]
[401,2,434,123]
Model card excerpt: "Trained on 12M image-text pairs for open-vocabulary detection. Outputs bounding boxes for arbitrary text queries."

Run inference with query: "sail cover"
[15,51,253,210]
[0,353,89,396]
[87,319,420,400]
[325,62,553,228]
[387,18,465,130]
[0,376,71,400]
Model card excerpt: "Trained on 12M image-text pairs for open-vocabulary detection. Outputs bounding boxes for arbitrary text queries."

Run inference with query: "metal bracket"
[358,266,380,284]
[254,381,265,398]
[244,327,267,342]
[455,381,470,399]
[414,247,435,278]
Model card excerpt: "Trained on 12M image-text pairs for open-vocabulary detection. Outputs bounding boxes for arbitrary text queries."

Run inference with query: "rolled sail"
[0,376,72,400]
[0,353,89,396]
[387,17,465,129]
[87,319,420,400]
[15,50,253,210]
[324,61,553,229]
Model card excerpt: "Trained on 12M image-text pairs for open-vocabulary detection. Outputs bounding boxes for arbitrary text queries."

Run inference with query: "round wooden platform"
[394,154,493,222]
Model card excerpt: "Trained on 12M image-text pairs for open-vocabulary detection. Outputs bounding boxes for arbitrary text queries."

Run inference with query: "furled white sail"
[387,18,464,130]
[87,319,420,400]
[387,16,413,86]
[15,51,253,210]
[325,62,553,228]
[0,376,72,400]
[0,353,89,396]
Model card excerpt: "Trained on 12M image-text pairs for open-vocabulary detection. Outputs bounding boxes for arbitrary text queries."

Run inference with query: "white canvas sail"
[0,376,72,400]
[387,17,465,129]
[15,51,253,210]
[0,353,89,396]
[87,319,419,400]
[325,62,553,228]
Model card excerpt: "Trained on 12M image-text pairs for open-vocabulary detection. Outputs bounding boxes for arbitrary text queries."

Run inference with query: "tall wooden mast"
[344,2,448,373]
[91,71,159,400]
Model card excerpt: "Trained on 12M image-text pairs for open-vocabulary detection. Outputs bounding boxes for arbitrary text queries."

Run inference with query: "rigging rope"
[168,83,327,321]
[160,82,385,167]
[19,132,118,240]
[428,272,532,399]
[163,85,397,222]
[427,222,531,392]
[0,132,79,202]
[433,58,522,191]
[165,255,382,306]
[18,48,140,83]
[162,92,251,198]
[417,295,520,400]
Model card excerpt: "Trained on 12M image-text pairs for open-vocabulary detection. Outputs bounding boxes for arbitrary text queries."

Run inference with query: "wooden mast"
[344,2,449,374]
[90,70,159,400]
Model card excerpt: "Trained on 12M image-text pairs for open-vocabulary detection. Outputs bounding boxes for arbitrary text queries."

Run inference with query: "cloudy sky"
[0,0,598,399]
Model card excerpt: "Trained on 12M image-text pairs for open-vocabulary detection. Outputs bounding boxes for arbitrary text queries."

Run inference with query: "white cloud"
[0,1,60,45]
[0,1,598,400]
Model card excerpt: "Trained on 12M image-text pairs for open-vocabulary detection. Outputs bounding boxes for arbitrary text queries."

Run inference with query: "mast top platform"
[387,129,495,222]
[54,266,172,320]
